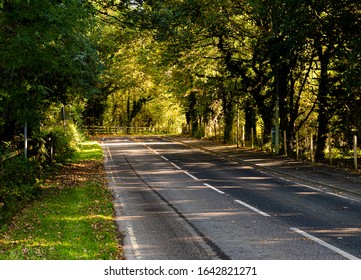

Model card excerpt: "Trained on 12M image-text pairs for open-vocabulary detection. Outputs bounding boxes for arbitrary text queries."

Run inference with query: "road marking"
[146,145,159,155]
[325,192,349,200]
[170,162,182,170]
[203,183,225,194]
[105,147,117,184]
[159,156,225,195]
[106,147,113,161]
[105,146,141,259]
[147,142,226,196]
[183,171,199,181]
[234,200,270,217]
[290,227,360,260]
[160,156,169,161]
[126,223,142,260]
[159,155,182,170]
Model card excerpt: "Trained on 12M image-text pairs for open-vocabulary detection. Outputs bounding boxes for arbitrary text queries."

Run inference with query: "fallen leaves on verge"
[0,159,124,260]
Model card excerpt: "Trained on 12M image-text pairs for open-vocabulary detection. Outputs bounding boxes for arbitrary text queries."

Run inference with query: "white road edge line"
[234,199,270,217]
[106,147,113,161]
[106,147,142,259]
[127,223,142,260]
[106,147,116,184]
[325,192,349,200]
[183,171,199,181]
[290,227,360,260]
[203,183,225,195]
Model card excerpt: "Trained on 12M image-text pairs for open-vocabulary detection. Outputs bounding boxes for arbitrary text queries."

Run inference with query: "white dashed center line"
[234,199,270,217]
[203,183,225,195]
[290,227,360,260]
[183,171,199,181]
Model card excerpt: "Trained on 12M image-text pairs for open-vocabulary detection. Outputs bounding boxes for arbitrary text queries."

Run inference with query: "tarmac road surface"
[101,136,361,260]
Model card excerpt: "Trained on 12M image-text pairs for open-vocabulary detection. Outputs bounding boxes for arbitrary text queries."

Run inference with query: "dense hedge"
[0,125,83,224]
[0,158,40,223]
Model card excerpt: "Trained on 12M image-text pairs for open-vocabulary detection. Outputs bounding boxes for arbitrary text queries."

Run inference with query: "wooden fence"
[233,126,359,170]
[83,126,165,135]
[0,149,22,163]
[0,149,24,172]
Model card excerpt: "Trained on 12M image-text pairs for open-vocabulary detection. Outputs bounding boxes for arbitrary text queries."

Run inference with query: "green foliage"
[0,0,101,142]
[50,127,76,164]
[30,122,84,167]
[0,122,85,223]
[0,157,123,260]
[0,158,40,223]
[135,0,361,153]
[0,1,102,228]
[97,22,186,131]
[72,142,103,162]
[1,0,360,164]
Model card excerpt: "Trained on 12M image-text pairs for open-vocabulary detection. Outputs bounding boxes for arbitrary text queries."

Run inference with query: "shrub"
[51,127,76,164]
[0,123,84,223]
[0,158,40,223]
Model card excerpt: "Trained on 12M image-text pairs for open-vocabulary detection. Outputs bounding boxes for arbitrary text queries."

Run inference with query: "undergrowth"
[0,142,123,260]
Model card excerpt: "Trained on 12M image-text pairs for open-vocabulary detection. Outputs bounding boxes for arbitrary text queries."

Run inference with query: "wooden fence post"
[251,127,254,149]
[24,122,28,159]
[354,135,358,170]
[283,130,287,156]
[310,132,314,163]
[241,125,245,148]
[328,133,332,165]
[214,121,217,142]
[236,109,239,148]
[296,132,299,160]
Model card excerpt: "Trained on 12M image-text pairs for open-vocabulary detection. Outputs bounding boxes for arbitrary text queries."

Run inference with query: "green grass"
[72,141,104,161]
[0,142,123,260]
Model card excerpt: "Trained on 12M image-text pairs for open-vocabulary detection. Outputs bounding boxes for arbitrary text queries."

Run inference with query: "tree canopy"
[0,0,101,143]
[0,0,360,160]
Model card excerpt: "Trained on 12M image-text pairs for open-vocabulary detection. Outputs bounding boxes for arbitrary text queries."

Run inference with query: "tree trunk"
[253,90,274,145]
[221,89,235,144]
[187,92,199,137]
[244,101,257,143]
[315,47,331,161]
[275,63,291,155]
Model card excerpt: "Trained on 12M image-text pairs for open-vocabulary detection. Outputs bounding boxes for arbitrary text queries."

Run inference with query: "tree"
[144,0,252,142]
[0,0,101,142]
[304,0,361,160]
[76,0,361,161]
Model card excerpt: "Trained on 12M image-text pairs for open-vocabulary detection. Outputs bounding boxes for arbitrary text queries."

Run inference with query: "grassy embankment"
[0,142,124,260]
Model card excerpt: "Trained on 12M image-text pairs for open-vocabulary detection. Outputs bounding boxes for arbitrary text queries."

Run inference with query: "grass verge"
[0,142,124,260]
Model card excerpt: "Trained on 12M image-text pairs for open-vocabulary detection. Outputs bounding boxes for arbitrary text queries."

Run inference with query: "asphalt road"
[101,136,361,260]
